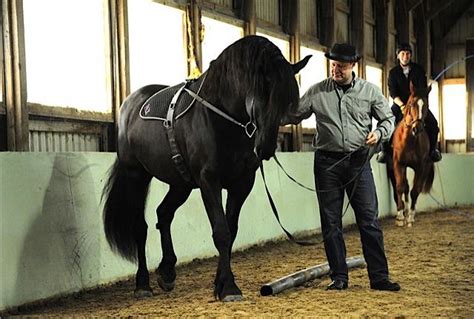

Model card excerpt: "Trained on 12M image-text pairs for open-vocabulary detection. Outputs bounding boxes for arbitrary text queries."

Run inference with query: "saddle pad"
[140,82,196,121]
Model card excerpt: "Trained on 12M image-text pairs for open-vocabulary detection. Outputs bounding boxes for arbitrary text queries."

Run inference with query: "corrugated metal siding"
[388,33,396,67]
[300,0,317,36]
[256,0,279,25]
[445,3,474,78]
[364,22,375,58]
[388,0,395,29]
[446,47,467,78]
[364,0,373,17]
[29,131,101,152]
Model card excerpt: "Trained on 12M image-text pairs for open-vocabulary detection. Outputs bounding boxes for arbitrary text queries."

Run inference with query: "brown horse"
[392,83,434,227]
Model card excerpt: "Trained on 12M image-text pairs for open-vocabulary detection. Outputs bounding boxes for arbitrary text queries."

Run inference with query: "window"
[128,1,187,92]
[365,65,383,89]
[23,0,109,112]
[428,80,440,123]
[365,65,383,129]
[442,79,466,140]
[201,16,243,72]
[299,46,327,128]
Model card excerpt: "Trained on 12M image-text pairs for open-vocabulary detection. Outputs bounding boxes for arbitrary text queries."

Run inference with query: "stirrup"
[376,151,387,163]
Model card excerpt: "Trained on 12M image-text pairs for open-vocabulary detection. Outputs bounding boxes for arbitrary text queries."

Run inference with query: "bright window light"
[365,65,384,130]
[201,16,243,72]
[23,0,109,112]
[442,81,466,140]
[428,80,440,122]
[256,32,290,60]
[299,46,327,128]
[365,65,383,89]
[128,1,187,92]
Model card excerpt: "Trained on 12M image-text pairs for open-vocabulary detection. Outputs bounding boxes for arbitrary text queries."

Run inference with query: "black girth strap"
[164,81,192,183]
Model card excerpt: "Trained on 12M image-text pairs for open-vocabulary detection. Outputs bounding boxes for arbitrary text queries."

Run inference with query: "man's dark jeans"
[314,150,390,284]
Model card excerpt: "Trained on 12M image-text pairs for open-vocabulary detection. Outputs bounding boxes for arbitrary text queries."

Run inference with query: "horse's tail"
[102,159,151,262]
[422,161,435,193]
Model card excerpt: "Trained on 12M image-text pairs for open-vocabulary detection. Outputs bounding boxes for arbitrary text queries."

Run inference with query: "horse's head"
[206,36,310,160]
[404,82,431,136]
[241,38,311,160]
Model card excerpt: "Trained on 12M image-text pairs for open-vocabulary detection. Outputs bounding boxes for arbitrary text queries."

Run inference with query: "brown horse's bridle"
[403,99,426,135]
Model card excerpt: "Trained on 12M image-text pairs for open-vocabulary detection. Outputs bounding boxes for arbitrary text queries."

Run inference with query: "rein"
[403,118,424,129]
[184,89,257,138]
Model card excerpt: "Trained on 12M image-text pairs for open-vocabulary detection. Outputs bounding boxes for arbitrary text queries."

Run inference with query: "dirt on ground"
[4,207,474,317]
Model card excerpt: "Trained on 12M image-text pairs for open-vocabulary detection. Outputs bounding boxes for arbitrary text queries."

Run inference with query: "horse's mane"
[204,36,299,117]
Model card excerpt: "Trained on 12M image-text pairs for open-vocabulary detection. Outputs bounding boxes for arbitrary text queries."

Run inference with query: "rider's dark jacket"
[388,62,427,104]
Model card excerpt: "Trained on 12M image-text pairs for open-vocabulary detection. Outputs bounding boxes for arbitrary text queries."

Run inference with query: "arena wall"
[1,152,473,310]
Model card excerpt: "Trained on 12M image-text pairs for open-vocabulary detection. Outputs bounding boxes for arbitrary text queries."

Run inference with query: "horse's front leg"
[225,171,256,255]
[408,170,424,227]
[155,186,192,292]
[393,160,408,227]
[211,171,257,295]
[199,171,242,302]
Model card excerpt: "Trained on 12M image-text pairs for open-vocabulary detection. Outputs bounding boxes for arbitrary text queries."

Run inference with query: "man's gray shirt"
[287,76,395,152]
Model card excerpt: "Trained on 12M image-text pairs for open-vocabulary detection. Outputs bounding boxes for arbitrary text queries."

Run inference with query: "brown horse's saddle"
[139,82,196,122]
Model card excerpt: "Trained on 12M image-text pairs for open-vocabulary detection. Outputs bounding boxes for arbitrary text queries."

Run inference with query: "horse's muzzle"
[412,125,424,136]
[255,145,276,161]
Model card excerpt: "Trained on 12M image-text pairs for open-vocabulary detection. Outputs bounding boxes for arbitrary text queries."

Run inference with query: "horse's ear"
[292,55,312,74]
[409,81,415,95]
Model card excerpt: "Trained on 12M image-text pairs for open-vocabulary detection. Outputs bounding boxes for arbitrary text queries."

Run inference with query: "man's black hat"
[396,43,412,55]
[324,43,361,63]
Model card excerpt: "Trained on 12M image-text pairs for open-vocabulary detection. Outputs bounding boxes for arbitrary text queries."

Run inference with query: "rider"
[376,43,442,163]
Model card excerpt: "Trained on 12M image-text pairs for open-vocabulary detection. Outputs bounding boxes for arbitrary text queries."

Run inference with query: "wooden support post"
[466,39,474,152]
[2,0,28,151]
[107,0,130,151]
[282,0,302,151]
[241,0,256,36]
[431,17,446,151]
[350,0,365,79]
[375,0,388,66]
[414,4,429,73]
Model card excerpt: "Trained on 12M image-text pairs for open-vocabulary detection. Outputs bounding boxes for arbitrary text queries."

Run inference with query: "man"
[284,43,400,291]
[377,43,442,163]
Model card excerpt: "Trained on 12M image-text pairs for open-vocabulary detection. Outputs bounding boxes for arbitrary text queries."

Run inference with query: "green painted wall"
[1,152,473,310]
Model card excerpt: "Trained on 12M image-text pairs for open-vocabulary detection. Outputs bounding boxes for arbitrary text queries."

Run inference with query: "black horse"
[103,35,310,301]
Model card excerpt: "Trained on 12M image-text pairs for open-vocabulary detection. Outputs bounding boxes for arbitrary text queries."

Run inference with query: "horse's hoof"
[221,294,243,302]
[396,220,405,227]
[157,274,175,292]
[134,288,153,298]
[407,222,413,228]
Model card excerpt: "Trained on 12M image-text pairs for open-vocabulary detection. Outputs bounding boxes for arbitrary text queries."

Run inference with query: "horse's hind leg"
[155,186,192,292]
[128,167,154,298]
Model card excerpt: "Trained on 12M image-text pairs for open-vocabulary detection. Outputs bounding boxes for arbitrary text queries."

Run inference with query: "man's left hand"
[365,131,379,145]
